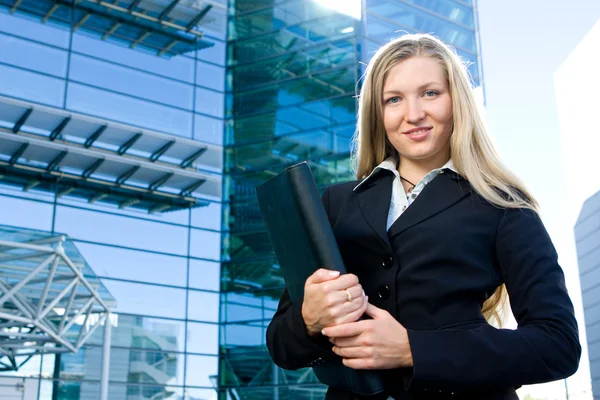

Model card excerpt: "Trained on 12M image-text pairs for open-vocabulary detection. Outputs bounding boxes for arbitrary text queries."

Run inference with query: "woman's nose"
[405,99,425,123]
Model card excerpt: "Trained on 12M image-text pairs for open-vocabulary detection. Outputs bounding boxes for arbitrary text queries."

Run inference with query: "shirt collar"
[353,157,458,192]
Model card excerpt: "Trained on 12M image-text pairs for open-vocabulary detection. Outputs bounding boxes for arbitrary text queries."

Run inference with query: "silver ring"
[345,289,352,302]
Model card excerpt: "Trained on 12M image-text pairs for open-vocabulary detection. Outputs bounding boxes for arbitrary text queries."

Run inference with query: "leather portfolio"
[256,161,385,396]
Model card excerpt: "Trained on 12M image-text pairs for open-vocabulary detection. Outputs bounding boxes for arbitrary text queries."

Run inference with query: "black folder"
[256,161,384,396]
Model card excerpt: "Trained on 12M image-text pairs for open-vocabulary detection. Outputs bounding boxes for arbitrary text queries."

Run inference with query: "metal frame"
[2,0,223,57]
[0,235,111,370]
[0,96,222,213]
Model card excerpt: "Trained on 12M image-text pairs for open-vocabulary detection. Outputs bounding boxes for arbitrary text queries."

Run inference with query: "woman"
[266,34,581,399]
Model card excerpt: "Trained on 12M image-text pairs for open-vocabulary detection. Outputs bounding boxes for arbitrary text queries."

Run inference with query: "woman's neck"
[397,153,450,185]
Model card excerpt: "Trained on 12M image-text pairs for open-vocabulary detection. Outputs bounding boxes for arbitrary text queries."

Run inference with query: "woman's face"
[381,56,453,166]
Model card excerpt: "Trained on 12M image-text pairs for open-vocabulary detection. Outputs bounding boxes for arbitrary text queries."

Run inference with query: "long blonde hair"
[353,33,539,326]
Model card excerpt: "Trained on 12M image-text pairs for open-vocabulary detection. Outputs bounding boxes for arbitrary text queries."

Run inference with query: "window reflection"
[76,242,188,287]
[86,314,186,352]
[185,354,219,387]
[101,279,187,319]
[55,205,189,255]
[186,321,219,355]
[66,82,193,138]
[60,346,185,386]
[0,195,54,231]
[187,290,220,322]
[0,64,65,107]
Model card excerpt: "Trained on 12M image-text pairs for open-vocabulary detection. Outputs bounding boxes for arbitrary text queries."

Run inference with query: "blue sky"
[478,1,600,398]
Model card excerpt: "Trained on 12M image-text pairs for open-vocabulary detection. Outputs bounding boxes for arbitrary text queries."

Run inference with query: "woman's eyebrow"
[382,81,444,95]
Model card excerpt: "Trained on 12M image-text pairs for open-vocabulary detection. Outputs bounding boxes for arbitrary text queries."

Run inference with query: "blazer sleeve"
[265,187,338,370]
[405,207,581,392]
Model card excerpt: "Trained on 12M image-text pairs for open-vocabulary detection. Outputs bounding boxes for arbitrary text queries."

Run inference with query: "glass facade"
[575,190,600,399]
[0,0,227,398]
[0,0,483,399]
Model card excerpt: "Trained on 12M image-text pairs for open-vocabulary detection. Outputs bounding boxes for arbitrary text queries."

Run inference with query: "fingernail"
[328,271,340,276]
[362,289,365,297]
[321,329,326,335]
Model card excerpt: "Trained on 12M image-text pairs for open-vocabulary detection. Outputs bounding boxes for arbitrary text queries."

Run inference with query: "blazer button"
[377,285,391,300]
[382,255,394,269]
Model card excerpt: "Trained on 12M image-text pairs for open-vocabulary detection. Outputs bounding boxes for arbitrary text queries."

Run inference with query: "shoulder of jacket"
[324,180,361,197]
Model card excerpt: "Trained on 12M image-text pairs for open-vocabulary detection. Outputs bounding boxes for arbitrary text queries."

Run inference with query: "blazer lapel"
[355,171,394,252]
[389,171,471,238]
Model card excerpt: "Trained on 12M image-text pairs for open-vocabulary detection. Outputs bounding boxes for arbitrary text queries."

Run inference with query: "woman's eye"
[386,97,400,104]
[424,90,439,97]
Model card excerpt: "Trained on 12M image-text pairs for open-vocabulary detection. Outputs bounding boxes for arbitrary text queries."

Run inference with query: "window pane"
[0,32,68,77]
[189,259,220,292]
[0,195,54,231]
[101,279,187,319]
[0,64,65,107]
[189,228,221,261]
[86,314,186,352]
[0,12,70,48]
[185,354,218,387]
[194,113,224,145]
[54,205,189,255]
[186,321,219,355]
[60,346,185,386]
[222,323,263,347]
[66,82,193,138]
[72,32,195,82]
[196,61,225,92]
[191,201,222,230]
[197,40,225,66]
[187,290,219,322]
[196,88,224,118]
[69,54,193,110]
[76,242,187,287]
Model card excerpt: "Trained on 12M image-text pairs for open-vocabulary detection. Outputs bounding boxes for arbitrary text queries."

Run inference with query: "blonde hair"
[353,33,539,327]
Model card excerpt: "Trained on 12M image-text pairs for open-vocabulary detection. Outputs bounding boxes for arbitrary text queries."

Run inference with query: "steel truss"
[0,231,112,371]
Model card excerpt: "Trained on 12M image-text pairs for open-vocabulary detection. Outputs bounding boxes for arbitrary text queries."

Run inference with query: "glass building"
[575,190,600,399]
[0,0,482,399]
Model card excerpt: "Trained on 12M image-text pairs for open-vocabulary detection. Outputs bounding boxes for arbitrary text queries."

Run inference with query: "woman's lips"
[403,127,432,141]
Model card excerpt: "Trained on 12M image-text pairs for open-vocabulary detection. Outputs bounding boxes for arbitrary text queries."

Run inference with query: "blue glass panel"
[61,346,185,385]
[86,314,186,352]
[58,196,190,226]
[75,242,188,287]
[186,321,219,354]
[195,88,225,118]
[66,82,193,138]
[184,354,219,387]
[101,279,187,318]
[190,200,222,230]
[189,259,221,292]
[0,64,65,107]
[197,39,226,66]
[194,113,224,145]
[196,60,225,91]
[71,32,195,83]
[187,290,220,322]
[0,11,70,48]
[222,323,263,347]
[54,205,189,255]
[69,54,194,110]
[223,302,263,323]
[395,0,474,28]
[366,8,476,53]
[0,33,68,77]
[0,194,54,231]
[189,228,221,260]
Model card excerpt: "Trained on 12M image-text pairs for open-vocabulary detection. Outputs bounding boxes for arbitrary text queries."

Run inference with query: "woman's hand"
[321,303,413,369]
[301,269,368,337]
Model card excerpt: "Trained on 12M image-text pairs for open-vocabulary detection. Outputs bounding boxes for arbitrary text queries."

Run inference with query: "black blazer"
[266,169,581,400]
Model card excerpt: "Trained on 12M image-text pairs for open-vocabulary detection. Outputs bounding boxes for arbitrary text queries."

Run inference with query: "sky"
[477,1,600,398]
